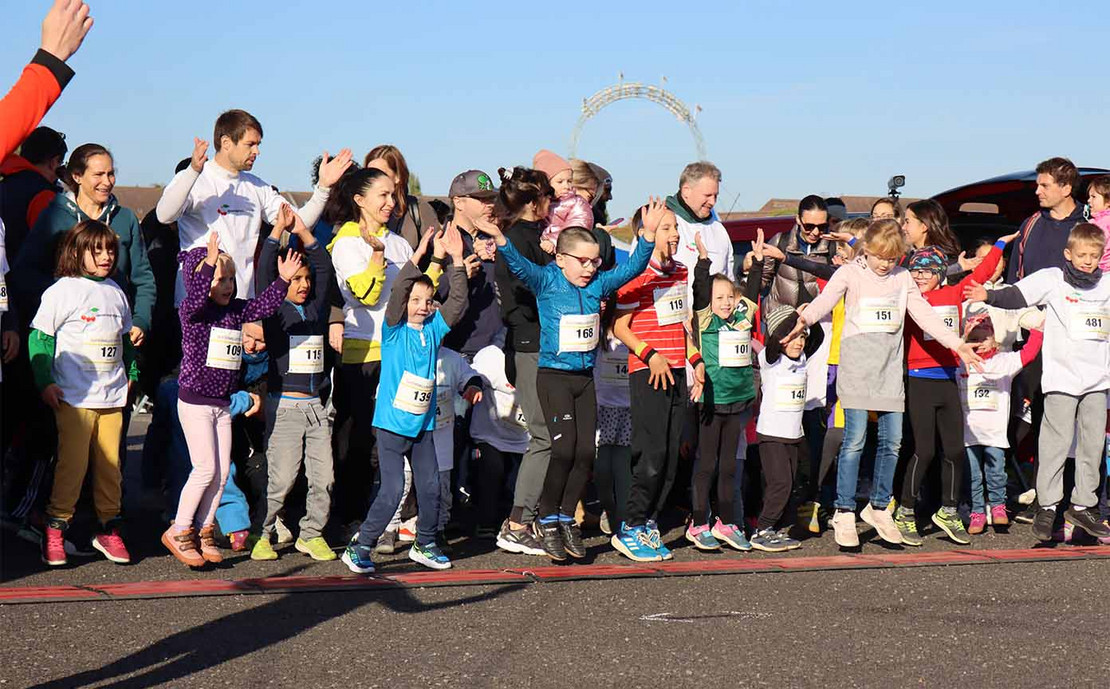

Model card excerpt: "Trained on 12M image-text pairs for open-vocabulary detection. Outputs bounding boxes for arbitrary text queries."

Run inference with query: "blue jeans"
[357,428,440,548]
[965,445,1006,514]
[835,409,902,511]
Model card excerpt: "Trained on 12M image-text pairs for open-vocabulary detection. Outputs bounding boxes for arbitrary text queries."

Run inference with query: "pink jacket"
[541,193,594,245]
[1093,209,1110,271]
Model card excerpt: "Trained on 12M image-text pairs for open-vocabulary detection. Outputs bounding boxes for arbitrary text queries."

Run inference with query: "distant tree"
[409,173,422,196]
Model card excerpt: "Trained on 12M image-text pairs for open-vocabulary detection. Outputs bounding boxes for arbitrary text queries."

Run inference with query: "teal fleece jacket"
[13,191,156,333]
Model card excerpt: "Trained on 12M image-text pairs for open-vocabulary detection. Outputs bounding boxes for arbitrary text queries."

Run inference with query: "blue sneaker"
[611,523,662,562]
[774,528,801,551]
[645,519,673,560]
[684,523,721,550]
[750,528,789,553]
[341,537,376,574]
[409,541,452,570]
[711,519,752,552]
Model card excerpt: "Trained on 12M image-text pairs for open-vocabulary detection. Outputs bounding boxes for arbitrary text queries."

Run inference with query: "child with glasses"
[474,199,663,560]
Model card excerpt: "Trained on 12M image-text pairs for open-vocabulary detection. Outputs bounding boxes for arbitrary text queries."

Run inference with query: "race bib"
[393,371,434,415]
[924,305,959,342]
[0,274,7,312]
[206,327,243,370]
[496,391,528,429]
[558,313,599,353]
[1069,306,1110,341]
[967,375,999,411]
[718,328,752,367]
[775,374,807,412]
[598,350,629,386]
[80,335,122,372]
[288,335,324,374]
[435,388,454,429]
[857,297,899,333]
[653,284,687,326]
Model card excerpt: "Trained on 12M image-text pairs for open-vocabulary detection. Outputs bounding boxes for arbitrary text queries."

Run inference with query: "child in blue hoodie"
[479,198,663,561]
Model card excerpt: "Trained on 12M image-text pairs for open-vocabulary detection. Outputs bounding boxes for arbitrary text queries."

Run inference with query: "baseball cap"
[448,169,498,199]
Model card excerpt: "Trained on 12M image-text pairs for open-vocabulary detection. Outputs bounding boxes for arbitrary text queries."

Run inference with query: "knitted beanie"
[532,149,571,181]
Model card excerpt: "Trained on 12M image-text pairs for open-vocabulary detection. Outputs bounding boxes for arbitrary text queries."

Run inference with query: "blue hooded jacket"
[498,236,653,371]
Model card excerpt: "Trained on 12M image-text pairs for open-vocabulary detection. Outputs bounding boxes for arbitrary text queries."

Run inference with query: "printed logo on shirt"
[80,307,99,323]
[217,203,251,217]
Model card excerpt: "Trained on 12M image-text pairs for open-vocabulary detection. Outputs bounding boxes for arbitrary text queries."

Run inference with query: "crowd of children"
[6,112,1110,576]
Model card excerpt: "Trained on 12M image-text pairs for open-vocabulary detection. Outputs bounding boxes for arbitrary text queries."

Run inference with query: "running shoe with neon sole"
[296,536,337,561]
[612,523,662,562]
[750,528,789,553]
[409,542,452,570]
[342,538,376,574]
[646,519,672,560]
[711,520,751,551]
[968,512,987,535]
[931,507,970,545]
[251,537,278,561]
[797,501,821,535]
[893,506,923,546]
[685,523,721,551]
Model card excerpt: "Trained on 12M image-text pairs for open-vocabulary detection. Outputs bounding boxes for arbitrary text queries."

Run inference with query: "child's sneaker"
[796,501,821,534]
[1063,506,1110,539]
[197,525,223,563]
[409,542,452,570]
[91,527,130,564]
[989,504,1010,527]
[295,536,337,562]
[162,526,205,567]
[558,521,587,559]
[862,503,903,545]
[750,528,788,553]
[775,528,801,550]
[251,537,278,561]
[41,521,67,567]
[397,517,417,543]
[646,519,672,560]
[685,523,721,551]
[711,520,751,551]
[931,507,970,545]
[611,523,662,562]
[892,506,923,546]
[535,520,567,561]
[228,530,250,552]
[274,515,295,545]
[495,520,546,556]
[341,537,376,574]
[1099,520,1110,545]
[968,512,987,535]
[831,510,860,548]
[375,529,398,554]
[599,511,613,536]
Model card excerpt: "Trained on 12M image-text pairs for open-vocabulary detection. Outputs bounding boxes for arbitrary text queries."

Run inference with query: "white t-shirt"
[957,352,1024,448]
[157,161,328,302]
[331,232,413,343]
[594,337,630,409]
[433,348,478,472]
[756,348,808,440]
[31,277,132,409]
[1015,269,1110,395]
[469,345,530,454]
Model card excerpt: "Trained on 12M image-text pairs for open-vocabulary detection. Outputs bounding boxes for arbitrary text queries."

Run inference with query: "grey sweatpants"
[261,396,334,541]
[1038,390,1107,509]
[512,351,551,523]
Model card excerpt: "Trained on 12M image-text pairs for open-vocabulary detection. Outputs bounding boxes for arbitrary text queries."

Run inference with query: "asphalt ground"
[4,415,1110,687]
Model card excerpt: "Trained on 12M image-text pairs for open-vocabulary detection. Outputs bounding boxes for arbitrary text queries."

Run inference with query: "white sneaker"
[274,515,294,545]
[861,503,903,545]
[831,510,859,548]
[1017,488,1036,506]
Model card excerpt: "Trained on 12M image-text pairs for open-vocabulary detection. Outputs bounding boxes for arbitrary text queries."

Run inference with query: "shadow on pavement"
[27,581,526,689]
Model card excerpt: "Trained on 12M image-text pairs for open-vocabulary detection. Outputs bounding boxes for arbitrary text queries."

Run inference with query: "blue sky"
[3,1,1106,219]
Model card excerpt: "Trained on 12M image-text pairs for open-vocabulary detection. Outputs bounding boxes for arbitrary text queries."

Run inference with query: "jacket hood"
[56,189,120,223]
[178,245,212,275]
[0,154,46,178]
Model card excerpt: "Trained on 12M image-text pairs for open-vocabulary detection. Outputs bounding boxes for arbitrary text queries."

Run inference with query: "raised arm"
[156,139,207,223]
[436,225,470,327]
[385,261,422,327]
[243,251,299,322]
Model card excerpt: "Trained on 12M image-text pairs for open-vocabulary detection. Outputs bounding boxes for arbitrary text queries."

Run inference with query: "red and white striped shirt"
[617,261,689,374]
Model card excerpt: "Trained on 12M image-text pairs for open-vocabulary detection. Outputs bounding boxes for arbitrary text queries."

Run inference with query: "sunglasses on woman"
[801,222,830,232]
[560,252,603,268]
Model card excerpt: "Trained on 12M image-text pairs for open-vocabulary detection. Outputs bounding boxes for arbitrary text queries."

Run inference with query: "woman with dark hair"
[14,143,155,346]
[491,166,553,556]
[901,199,980,279]
[363,144,442,251]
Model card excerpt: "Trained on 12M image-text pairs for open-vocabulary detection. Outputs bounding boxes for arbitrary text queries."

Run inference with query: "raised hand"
[694,231,708,260]
[780,309,808,344]
[273,204,296,234]
[640,196,667,241]
[998,230,1021,245]
[205,232,220,266]
[190,138,209,173]
[40,0,93,62]
[473,217,505,246]
[957,251,983,273]
[540,239,556,255]
[441,224,465,262]
[412,226,437,266]
[317,149,354,188]
[956,341,984,372]
[277,251,303,281]
[761,243,787,262]
[963,280,988,303]
[753,227,765,261]
[820,231,856,244]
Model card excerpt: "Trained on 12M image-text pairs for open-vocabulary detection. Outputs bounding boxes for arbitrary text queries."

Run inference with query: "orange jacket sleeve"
[0,51,75,161]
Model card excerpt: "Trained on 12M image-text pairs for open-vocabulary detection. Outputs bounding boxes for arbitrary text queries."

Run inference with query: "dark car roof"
[722,215,796,243]
[932,168,1109,225]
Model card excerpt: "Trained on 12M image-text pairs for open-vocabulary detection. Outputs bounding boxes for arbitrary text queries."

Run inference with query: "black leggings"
[902,376,965,509]
[757,436,802,529]
[692,409,744,526]
[332,361,381,524]
[536,369,597,518]
[475,443,522,529]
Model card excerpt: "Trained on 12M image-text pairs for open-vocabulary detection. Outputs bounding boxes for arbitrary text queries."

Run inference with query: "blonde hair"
[862,218,908,259]
[1067,222,1107,253]
[569,159,600,196]
[837,217,870,259]
[196,252,235,276]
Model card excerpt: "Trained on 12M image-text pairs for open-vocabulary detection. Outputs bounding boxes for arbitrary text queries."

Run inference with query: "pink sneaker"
[968,512,987,535]
[91,529,131,564]
[41,523,67,566]
[989,504,1009,527]
[228,530,249,552]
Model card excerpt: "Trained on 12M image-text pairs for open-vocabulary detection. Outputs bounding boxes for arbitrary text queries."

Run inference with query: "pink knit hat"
[532,149,571,181]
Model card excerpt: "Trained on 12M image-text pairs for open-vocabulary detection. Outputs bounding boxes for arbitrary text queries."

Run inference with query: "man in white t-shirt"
[155,109,352,302]
[666,161,734,284]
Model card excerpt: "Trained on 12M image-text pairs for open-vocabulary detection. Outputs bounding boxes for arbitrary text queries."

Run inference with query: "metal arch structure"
[569,78,706,160]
